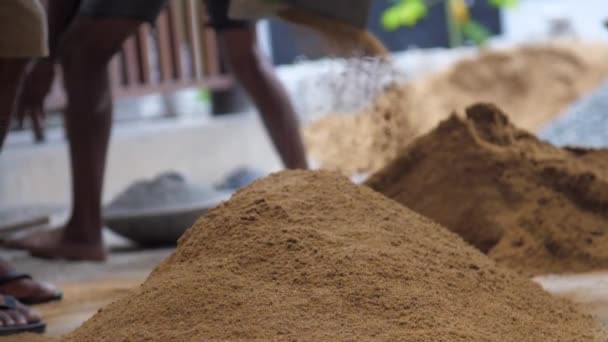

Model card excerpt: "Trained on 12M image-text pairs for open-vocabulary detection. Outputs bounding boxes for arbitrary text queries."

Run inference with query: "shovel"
[229,0,373,29]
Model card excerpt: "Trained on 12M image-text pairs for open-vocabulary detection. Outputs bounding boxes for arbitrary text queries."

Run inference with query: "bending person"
[12,0,307,261]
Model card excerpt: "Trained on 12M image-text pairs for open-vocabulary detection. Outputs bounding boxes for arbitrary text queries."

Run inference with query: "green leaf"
[462,20,493,46]
[381,0,428,31]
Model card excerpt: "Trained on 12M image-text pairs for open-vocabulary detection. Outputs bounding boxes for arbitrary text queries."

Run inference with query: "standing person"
[11,0,308,261]
[11,0,171,261]
[0,0,64,335]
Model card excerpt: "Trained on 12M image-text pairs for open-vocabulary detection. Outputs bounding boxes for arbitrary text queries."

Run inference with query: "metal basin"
[103,192,232,246]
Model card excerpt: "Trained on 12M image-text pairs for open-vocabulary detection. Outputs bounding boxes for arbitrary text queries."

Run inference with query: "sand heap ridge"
[305,41,608,174]
[66,171,603,341]
[367,103,608,275]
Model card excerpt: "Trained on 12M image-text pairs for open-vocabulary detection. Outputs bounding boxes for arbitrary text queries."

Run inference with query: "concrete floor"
[2,229,172,337]
[4,235,171,284]
[0,207,172,336]
[40,275,148,337]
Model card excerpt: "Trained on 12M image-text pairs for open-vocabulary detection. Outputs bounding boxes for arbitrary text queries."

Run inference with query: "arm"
[15,0,80,141]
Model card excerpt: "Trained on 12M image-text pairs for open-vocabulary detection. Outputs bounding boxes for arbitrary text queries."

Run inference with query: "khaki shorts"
[0,0,48,58]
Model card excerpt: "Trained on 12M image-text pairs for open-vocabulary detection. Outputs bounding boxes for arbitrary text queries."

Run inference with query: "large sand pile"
[367,103,608,276]
[305,41,608,174]
[63,171,604,341]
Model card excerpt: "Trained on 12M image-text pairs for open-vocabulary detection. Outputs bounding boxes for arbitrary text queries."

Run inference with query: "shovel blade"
[286,0,372,28]
[229,0,372,28]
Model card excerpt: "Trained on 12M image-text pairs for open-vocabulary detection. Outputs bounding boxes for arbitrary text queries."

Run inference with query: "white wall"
[501,0,608,42]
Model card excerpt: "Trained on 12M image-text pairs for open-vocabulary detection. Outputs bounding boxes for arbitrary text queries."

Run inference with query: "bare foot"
[6,229,62,250]
[0,278,60,305]
[0,260,61,304]
[6,229,106,262]
[30,237,107,261]
[0,295,42,327]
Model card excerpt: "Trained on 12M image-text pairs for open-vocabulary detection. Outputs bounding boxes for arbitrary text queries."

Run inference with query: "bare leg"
[0,59,28,151]
[218,27,308,169]
[9,17,143,261]
[0,60,61,305]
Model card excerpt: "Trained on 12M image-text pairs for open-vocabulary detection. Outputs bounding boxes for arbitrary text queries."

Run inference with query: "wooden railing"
[45,0,234,111]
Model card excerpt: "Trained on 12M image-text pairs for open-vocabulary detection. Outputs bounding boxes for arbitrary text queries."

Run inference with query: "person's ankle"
[63,220,103,245]
[62,232,103,245]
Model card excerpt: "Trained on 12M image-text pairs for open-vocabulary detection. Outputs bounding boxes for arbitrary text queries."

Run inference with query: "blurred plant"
[381,0,518,47]
[487,0,518,7]
[382,0,429,30]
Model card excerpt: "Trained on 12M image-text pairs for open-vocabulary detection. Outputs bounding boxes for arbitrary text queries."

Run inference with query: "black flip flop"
[0,272,63,305]
[0,295,46,336]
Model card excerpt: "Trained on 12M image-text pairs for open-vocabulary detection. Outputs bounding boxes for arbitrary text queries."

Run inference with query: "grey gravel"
[540,81,608,148]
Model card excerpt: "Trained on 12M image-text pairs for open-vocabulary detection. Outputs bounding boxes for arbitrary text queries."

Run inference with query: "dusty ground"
[1,231,607,338]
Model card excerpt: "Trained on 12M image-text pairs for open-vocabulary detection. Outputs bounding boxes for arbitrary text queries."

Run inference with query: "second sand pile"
[63,171,603,341]
[367,103,608,276]
[305,41,608,174]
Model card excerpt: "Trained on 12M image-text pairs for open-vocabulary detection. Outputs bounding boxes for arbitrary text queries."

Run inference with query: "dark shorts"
[204,0,254,31]
[78,0,169,24]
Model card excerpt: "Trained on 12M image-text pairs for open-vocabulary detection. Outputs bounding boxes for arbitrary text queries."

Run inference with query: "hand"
[16,59,56,142]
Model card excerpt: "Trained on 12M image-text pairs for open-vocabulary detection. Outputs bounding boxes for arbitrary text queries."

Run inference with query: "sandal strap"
[0,272,31,286]
[0,295,18,310]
